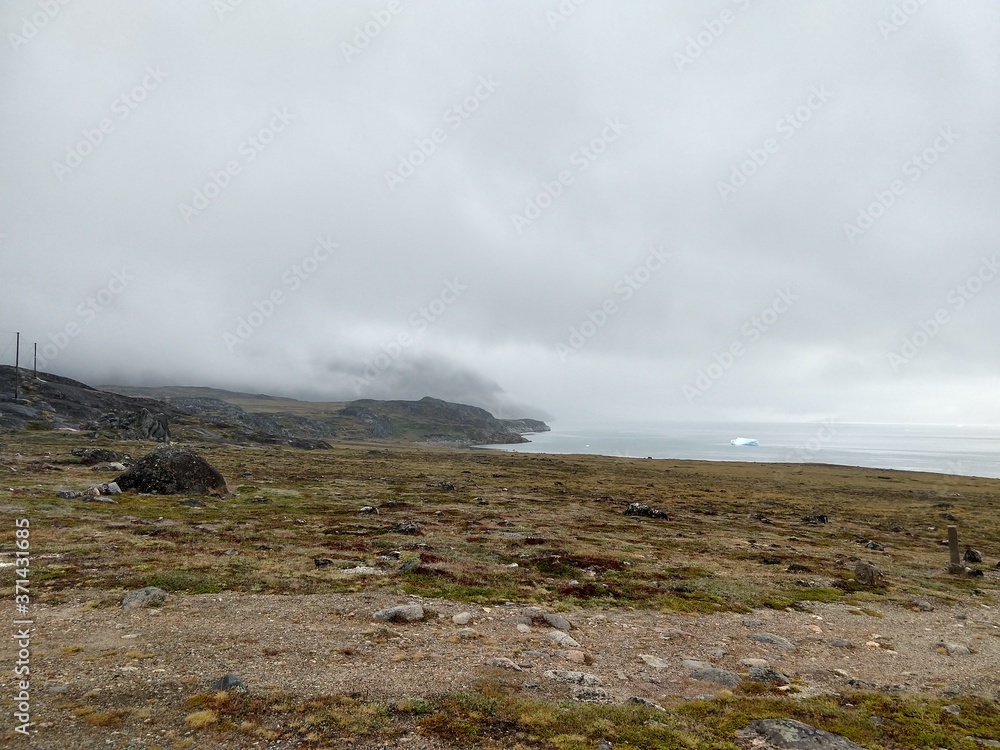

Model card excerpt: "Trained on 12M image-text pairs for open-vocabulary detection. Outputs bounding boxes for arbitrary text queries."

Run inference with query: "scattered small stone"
[854,560,886,588]
[739,718,866,749]
[179,498,206,508]
[210,673,247,693]
[750,633,796,651]
[802,515,829,524]
[863,540,886,551]
[742,617,764,628]
[691,667,742,688]
[517,623,531,634]
[570,685,609,702]
[623,502,668,519]
[373,604,424,623]
[452,612,473,626]
[485,657,522,671]
[455,628,479,640]
[829,638,855,649]
[56,490,78,499]
[740,658,770,668]
[909,599,934,612]
[358,506,379,515]
[598,738,614,750]
[437,481,455,490]
[639,654,669,669]
[398,560,420,574]
[121,587,167,609]
[942,704,961,715]
[92,461,127,472]
[749,666,790,684]
[543,670,602,686]
[248,496,269,503]
[547,631,581,648]
[970,739,1000,748]
[786,563,811,573]
[964,548,983,564]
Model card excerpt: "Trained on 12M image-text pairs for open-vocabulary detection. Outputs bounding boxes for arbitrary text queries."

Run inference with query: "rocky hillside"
[0,366,173,441]
[0,367,549,446]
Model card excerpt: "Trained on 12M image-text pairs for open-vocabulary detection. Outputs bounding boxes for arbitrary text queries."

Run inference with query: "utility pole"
[33,343,37,378]
[13,331,19,400]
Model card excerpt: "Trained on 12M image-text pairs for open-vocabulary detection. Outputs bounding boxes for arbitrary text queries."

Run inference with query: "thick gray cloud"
[1,0,997,425]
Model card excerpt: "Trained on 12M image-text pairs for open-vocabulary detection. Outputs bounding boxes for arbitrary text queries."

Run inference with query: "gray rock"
[373,604,424,623]
[452,612,473,625]
[104,481,122,495]
[909,598,934,612]
[210,673,247,693]
[682,659,713,670]
[941,642,971,656]
[179,498,206,508]
[964,548,983,563]
[942,704,961,715]
[313,558,334,568]
[543,670,602,686]
[750,633,796,651]
[455,628,479,640]
[739,718,866,749]
[391,521,421,535]
[570,685,609,702]
[92,461,126,472]
[638,654,669,669]
[121,586,167,609]
[627,696,665,711]
[358,505,379,515]
[828,638,855,649]
[543,612,572,632]
[749,666,790,684]
[623,502,668,519]
[854,560,886,588]
[547,630,581,648]
[740,658,770,668]
[56,490,78,499]
[691,667,742,688]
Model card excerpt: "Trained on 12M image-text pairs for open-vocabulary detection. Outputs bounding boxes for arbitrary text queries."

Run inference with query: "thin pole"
[33,343,37,378]
[13,331,19,400]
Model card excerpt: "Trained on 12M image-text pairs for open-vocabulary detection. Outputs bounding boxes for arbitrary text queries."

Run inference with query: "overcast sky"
[1,1,998,425]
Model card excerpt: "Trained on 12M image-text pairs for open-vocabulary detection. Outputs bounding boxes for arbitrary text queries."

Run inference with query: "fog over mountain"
[1,1,998,424]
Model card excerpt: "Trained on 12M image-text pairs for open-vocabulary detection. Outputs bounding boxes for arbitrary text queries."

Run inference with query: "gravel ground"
[3,589,998,748]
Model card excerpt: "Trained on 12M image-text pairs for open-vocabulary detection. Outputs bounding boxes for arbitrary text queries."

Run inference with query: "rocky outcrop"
[86,407,170,442]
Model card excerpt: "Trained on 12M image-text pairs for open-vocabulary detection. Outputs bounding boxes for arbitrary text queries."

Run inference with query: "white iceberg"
[730,437,759,446]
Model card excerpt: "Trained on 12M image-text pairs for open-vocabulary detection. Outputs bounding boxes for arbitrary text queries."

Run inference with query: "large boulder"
[114,445,228,495]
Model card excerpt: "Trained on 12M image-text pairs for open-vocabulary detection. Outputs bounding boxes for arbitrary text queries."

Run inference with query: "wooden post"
[947,525,964,574]
[13,331,19,400]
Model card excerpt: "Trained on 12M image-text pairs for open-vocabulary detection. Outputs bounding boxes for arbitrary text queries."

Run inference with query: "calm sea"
[481,422,1000,480]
